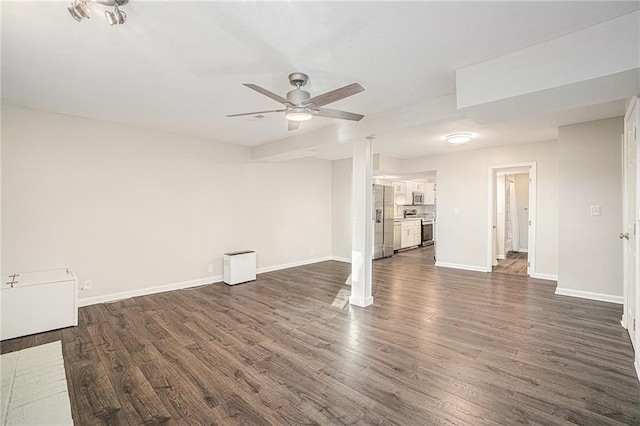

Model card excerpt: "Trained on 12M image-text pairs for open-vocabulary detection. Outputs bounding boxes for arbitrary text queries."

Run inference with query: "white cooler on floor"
[223,251,256,285]
[1,268,78,341]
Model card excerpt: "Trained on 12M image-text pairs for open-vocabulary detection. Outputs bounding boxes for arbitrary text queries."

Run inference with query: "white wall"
[331,158,352,260]
[2,105,333,300]
[401,140,559,276]
[558,117,623,299]
[515,173,529,250]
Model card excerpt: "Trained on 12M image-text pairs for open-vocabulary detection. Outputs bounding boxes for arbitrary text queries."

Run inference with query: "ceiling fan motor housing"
[286,89,310,106]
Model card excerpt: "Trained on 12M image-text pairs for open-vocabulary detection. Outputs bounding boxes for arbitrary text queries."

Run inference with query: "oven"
[412,192,424,205]
[422,220,434,246]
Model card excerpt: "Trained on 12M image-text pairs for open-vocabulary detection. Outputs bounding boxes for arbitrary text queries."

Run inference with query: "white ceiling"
[2,1,638,158]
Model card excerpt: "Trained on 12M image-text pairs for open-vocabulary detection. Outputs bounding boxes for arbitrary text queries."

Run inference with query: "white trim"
[517,249,529,253]
[349,295,373,307]
[78,256,335,307]
[555,287,623,304]
[487,162,537,277]
[435,261,490,273]
[77,275,223,307]
[330,256,352,263]
[529,273,558,281]
[635,359,640,383]
[497,255,506,260]
[256,256,332,274]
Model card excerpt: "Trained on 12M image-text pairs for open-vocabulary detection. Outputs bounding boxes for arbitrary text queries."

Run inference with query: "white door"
[624,97,638,350]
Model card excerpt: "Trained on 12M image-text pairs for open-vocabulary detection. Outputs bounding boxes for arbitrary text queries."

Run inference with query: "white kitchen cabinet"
[400,219,422,249]
[394,222,401,250]
[413,220,422,246]
[424,182,436,205]
[392,181,406,195]
[392,181,407,205]
[406,181,424,195]
[400,222,414,249]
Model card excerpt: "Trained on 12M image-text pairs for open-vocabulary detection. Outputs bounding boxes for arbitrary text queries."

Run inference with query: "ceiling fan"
[227,73,365,131]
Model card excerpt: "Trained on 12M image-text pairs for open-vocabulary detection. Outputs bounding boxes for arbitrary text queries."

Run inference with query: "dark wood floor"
[2,247,639,425]
[492,250,528,276]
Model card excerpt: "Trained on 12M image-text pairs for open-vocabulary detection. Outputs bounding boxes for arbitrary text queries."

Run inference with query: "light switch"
[590,205,601,216]
[498,207,504,214]
[454,207,460,215]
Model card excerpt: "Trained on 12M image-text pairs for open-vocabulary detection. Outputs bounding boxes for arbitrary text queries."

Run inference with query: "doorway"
[493,172,529,276]
[487,162,537,276]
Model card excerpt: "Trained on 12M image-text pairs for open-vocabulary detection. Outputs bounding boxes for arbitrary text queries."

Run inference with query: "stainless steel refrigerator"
[373,184,395,259]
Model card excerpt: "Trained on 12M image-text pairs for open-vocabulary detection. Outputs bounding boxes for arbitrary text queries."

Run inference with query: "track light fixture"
[67,0,90,22]
[105,4,126,26]
[67,0,129,26]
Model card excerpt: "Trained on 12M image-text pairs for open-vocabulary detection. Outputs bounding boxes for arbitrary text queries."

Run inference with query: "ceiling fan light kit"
[285,108,313,122]
[228,72,365,131]
[445,133,473,144]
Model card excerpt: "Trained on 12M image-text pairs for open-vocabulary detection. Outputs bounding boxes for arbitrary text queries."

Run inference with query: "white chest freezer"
[1,268,78,341]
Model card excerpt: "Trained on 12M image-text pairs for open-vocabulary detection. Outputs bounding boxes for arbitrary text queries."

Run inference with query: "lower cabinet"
[394,222,401,250]
[400,220,422,249]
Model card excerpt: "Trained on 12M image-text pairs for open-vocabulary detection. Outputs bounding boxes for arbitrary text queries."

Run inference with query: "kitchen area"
[372,173,436,262]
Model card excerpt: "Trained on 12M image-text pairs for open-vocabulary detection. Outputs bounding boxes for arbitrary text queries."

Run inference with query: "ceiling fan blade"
[288,120,300,131]
[243,84,290,105]
[315,108,364,121]
[305,83,364,108]
[226,109,286,118]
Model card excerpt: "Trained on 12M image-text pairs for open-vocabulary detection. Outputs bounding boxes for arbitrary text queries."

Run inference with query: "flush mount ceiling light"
[445,133,473,144]
[285,107,313,122]
[67,0,128,26]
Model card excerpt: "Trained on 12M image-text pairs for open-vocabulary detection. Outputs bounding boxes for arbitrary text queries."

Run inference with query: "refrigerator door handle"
[375,209,382,223]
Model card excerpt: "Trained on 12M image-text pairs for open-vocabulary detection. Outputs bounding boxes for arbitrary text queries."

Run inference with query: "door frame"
[622,95,640,369]
[487,162,537,275]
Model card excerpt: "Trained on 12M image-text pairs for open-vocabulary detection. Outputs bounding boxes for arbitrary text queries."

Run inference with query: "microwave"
[412,192,424,205]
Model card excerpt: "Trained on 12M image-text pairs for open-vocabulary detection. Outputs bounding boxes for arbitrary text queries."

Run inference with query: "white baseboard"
[349,295,373,307]
[435,261,490,273]
[518,249,529,253]
[635,359,640,384]
[256,256,332,274]
[77,256,336,307]
[530,273,558,281]
[554,287,624,304]
[77,275,223,307]
[330,256,352,263]
[497,255,506,260]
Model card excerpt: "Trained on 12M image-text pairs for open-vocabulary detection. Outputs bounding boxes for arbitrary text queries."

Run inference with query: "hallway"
[492,251,528,276]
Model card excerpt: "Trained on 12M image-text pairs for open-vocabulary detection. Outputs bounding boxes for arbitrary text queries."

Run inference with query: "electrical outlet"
[454,207,460,215]
[83,280,92,291]
[590,205,601,216]
[207,263,214,273]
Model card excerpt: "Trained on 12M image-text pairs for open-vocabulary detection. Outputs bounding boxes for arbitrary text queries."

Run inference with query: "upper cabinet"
[383,180,436,205]
[391,181,407,205]
[424,182,436,205]
[392,181,407,195]
[406,181,425,195]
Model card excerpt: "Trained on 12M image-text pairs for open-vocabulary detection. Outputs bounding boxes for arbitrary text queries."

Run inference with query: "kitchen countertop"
[393,217,431,222]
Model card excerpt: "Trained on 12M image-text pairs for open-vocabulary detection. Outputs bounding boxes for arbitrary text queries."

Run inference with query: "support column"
[350,137,374,307]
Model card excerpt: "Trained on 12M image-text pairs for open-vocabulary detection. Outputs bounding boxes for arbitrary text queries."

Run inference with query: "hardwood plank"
[1,246,638,425]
